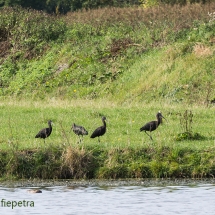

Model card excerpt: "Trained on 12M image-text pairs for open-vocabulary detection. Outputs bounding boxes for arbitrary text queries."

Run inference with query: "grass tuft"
[61,146,95,179]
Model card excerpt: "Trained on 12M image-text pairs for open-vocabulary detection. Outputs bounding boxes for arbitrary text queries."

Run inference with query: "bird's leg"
[98,137,100,143]
[79,135,84,143]
[76,136,80,144]
[145,131,153,140]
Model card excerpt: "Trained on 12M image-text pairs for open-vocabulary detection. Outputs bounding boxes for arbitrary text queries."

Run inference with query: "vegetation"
[175,110,206,141]
[0,4,215,104]
[0,3,215,179]
[0,100,214,180]
[0,0,210,14]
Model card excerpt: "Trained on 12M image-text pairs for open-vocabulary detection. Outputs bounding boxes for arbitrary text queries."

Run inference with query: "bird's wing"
[91,127,102,138]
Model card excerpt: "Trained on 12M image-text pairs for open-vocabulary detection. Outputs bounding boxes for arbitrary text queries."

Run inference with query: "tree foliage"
[0,0,212,13]
[0,0,140,13]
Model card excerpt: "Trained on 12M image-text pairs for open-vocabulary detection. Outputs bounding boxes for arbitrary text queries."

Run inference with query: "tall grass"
[0,3,215,104]
[0,4,215,179]
[0,99,214,179]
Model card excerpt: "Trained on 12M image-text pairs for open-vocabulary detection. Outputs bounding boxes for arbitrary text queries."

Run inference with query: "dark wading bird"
[140,111,166,140]
[90,116,107,142]
[35,120,53,143]
[72,123,88,143]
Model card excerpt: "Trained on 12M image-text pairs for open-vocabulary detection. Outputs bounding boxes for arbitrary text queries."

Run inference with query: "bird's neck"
[103,120,106,127]
[157,118,162,125]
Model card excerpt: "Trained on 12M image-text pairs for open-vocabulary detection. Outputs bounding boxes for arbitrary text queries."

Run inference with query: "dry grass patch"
[61,146,95,179]
[64,3,215,29]
[193,43,213,57]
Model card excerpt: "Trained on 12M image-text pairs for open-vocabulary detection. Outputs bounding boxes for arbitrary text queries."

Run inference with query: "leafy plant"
[175,110,205,141]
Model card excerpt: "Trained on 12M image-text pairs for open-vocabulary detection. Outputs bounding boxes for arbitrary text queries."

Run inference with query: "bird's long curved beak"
[161,115,167,122]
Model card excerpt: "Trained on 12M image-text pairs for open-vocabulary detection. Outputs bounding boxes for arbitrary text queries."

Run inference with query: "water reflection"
[1,181,215,215]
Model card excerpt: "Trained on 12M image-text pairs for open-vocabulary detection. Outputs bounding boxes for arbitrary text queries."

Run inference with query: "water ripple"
[0,181,215,214]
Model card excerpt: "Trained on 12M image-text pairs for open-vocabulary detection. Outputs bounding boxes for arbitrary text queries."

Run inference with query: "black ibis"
[140,111,166,140]
[90,116,107,142]
[35,120,53,142]
[72,123,88,143]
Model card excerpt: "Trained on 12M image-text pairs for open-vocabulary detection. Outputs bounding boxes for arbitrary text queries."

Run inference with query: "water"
[1,179,215,215]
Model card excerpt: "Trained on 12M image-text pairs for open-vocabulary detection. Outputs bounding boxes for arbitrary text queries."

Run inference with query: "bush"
[0,7,67,57]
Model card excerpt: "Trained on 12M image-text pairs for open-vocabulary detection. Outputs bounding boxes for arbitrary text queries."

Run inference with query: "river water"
[1,179,215,215]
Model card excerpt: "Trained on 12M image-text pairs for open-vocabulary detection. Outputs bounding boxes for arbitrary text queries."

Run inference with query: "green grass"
[0,99,214,150]
[0,99,215,180]
[0,4,215,179]
[1,4,215,104]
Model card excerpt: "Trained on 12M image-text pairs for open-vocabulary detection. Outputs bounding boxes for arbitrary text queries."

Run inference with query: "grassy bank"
[0,4,215,104]
[0,100,214,180]
[0,4,215,179]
